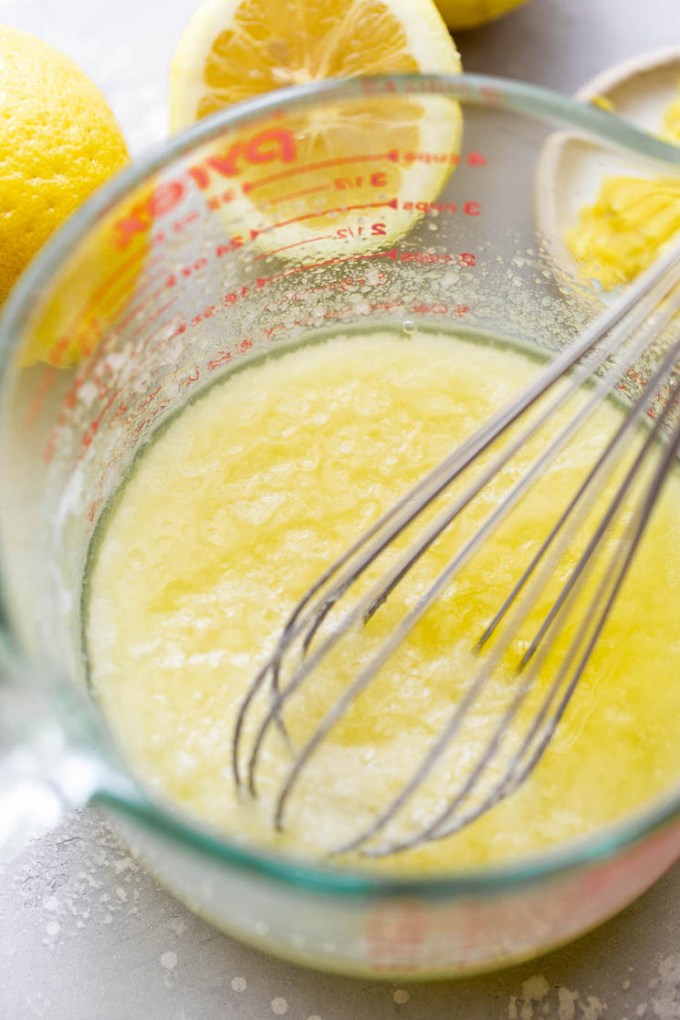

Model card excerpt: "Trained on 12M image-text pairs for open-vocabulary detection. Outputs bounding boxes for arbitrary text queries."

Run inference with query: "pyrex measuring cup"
[2,74,680,978]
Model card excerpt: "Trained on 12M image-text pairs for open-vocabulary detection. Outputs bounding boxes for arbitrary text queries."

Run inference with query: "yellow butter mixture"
[567,89,680,290]
[87,330,680,873]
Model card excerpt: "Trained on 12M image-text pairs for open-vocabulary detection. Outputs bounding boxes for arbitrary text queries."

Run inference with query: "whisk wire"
[268,272,680,829]
[360,364,680,856]
[241,270,680,801]
[500,384,680,798]
[233,239,680,856]
[232,244,680,793]
[387,367,680,852]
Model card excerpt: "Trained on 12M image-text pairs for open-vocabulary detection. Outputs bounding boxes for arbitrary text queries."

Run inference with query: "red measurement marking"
[259,297,469,342]
[207,338,253,372]
[242,151,398,193]
[254,235,334,259]
[352,248,399,262]
[281,270,387,302]
[250,199,397,238]
[161,255,210,290]
[151,208,204,246]
[187,128,296,191]
[42,292,178,466]
[253,247,399,287]
[69,294,178,464]
[258,182,332,208]
[399,198,481,216]
[171,209,202,234]
[77,387,122,460]
[87,498,103,526]
[336,222,386,239]
[115,180,189,248]
[370,300,403,312]
[410,302,470,316]
[335,171,387,190]
[130,401,171,442]
[403,151,459,167]
[207,350,232,372]
[401,250,476,267]
[466,150,487,167]
[215,237,246,257]
[401,149,487,168]
[252,243,474,292]
[206,189,237,212]
[151,288,249,354]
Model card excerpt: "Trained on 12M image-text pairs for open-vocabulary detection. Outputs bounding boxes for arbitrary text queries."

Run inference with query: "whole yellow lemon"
[0,26,129,311]
[434,0,530,29]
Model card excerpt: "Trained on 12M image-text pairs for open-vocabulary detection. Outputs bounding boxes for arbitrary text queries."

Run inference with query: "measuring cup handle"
[0,633,97,859]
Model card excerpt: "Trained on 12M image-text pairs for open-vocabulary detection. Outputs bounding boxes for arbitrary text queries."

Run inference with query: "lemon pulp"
[86,329,680,873]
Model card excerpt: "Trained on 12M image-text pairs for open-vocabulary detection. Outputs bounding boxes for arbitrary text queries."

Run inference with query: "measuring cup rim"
[2,67,679,361]
[2,71,680,897]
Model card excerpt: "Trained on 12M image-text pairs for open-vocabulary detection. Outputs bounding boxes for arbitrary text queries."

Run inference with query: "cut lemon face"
[170,0,461,130]
[169,0,463,259]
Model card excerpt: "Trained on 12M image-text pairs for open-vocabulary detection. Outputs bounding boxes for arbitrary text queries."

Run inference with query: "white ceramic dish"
[535,48,680,303]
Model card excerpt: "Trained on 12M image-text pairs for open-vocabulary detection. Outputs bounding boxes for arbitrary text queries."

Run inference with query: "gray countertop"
[1,0,680,1017]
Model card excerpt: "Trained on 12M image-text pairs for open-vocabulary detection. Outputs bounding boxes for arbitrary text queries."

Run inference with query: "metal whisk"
[233,239,680,858]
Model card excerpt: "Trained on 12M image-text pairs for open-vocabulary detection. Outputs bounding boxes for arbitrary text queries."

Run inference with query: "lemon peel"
[0,25,128,331]
[432,0,530,30]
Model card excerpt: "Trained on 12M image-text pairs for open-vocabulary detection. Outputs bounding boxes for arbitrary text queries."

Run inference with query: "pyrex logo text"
[114,127,296,248]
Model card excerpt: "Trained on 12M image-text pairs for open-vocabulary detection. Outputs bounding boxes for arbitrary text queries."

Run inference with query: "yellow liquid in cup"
[87,330,680,873]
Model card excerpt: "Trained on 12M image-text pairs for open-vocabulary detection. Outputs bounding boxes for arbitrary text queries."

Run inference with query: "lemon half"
[169,0,463,259]
[170,0,461,130]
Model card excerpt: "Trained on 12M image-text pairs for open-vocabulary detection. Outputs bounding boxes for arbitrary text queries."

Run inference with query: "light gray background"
[1,0,680,1017]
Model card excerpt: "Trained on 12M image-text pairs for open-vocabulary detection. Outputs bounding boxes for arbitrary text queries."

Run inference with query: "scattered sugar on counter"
[507,977,606,1020]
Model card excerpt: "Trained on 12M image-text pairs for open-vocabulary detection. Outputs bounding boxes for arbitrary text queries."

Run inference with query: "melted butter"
[567,88,680,290]
[86,330,680,874]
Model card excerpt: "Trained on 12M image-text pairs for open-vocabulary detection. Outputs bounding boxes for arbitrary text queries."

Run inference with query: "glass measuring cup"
[1,73,680,978]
